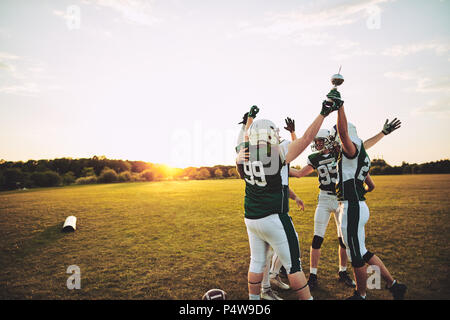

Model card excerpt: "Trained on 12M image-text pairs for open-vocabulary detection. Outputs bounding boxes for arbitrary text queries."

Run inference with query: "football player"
[236,109,290,300]
[236,102,336,300]
[285,117,401,290]
[327,89,407,300]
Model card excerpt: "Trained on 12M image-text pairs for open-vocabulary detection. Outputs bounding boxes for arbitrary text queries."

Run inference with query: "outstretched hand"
[382,118,401,135]
[248,105,259,118]
[238,112,249,125]
[320,100,335,117]
[284,117,295,133]
[326,88,344,110]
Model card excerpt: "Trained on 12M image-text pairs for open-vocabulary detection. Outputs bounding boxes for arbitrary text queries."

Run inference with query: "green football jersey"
[307,151,338,194]
[336,138,371,201]
[243,140,290,219]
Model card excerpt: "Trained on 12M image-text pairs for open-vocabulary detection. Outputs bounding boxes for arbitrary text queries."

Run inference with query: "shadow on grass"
[14,224,69,261]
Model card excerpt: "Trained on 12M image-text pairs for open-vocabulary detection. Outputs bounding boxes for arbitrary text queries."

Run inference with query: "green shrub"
[75,176,98,185]
[62,171,76,185]
[97,167,118,183]
[214,168,223,178]
[196,168,211,180]
[228,168,239,178]
[30,171,62,187]
[118,171,132,182]
[140,169,154,181]
[1,168,24,189]
[82,167,96,177]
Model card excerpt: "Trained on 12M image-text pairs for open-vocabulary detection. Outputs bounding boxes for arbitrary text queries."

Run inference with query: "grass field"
[1,174,449,300]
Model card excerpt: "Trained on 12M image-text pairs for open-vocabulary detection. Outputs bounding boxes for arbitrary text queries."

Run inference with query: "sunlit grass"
[0,175,449,299]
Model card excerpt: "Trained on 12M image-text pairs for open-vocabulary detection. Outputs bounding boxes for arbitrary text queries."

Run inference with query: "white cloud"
[85,0,162,26]
[383,40,450,57]
[0,52,58,96]
[413,97,450,118]
[416,76,450,94]
[332,45,374,60]
[0,83,40,96]
[384,71,417,81]
[384,71,450,94]
[235,0,389,57]
[240,0,390,39]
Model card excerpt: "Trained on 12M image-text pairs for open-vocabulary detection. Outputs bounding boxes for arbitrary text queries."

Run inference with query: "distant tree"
[82,167,96,177]
[196,168,211,180]
[97,167,118,183]
[118,171,132,182]
[131,161,151,173]
[75,176,98,185]
[183,167,198,180]
[140,169,155,181]
[228,167,239,178]
[214,168,224,178]
[1,168,24,189]
[30,171,62,187]
[62,171,76,185]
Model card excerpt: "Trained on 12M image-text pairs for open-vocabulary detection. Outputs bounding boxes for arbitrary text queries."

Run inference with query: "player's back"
[336,139,371,201]
[243,141,289,219]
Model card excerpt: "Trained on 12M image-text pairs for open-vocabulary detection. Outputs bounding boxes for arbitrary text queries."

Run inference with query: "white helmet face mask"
[311,129,330,152]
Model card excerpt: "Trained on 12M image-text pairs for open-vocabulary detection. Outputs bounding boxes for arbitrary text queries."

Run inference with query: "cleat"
[388,281,407,300]
[338,271,356,288]
[270,274,290,290]
[261,288,283,300]
[307,273,318,291]
[346,290,366,300]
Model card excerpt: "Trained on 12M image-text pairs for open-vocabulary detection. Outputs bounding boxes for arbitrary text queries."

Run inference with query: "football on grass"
[202,289,227,300]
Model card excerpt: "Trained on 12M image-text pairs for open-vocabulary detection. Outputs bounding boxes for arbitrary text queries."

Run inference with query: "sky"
[0,0,449,168]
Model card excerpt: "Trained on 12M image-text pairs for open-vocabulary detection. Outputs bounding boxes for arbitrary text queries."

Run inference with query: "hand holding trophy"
[326,66,344,110]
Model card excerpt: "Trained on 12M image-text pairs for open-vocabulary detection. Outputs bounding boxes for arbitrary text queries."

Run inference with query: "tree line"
[0,156,238,190]
[0,156,448,190]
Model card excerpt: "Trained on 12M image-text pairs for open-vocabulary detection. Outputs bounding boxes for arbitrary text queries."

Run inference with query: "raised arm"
[235,147,248,179]
[236,106,259,179]
[285,101,335,164]
[290,165,314,178]
[364,118,401,150]
[363,132,384,150]
[337,106,357,158]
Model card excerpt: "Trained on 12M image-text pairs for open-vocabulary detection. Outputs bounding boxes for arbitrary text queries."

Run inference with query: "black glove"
[320,100,335,117]
[238,112,249,125]
[248,105,260,118]
[326,89,344,110]
[382,118,401,135]
[284,117,295,133]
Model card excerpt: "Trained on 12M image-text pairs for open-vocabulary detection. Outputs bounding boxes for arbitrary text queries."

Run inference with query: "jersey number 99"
[244,161,267,187]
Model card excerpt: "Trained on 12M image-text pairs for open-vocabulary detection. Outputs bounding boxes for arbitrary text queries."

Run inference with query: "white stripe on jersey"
[280,140,290,186]
[341,138,362,182]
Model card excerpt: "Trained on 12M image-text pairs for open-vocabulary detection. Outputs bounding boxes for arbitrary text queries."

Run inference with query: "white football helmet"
[330,122,359,145]
[311,129,330,152]
[247,119,280,146]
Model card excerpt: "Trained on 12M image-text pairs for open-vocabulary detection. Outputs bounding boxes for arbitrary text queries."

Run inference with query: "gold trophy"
[327,66,344,104]
[331,66,344,88]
